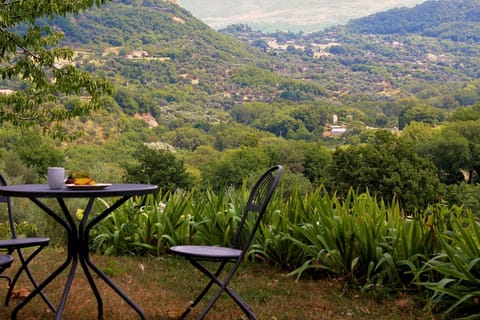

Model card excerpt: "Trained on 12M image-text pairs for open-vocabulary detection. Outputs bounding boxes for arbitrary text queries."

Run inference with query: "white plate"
[65,183,112,190]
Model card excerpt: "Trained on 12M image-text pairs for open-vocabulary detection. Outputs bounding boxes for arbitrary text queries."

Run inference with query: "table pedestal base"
[11,196,145,320]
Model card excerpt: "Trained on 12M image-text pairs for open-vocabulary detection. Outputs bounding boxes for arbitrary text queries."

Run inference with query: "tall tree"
[0,0,113,137]
[125,145,193,193]
[329,130,441,212]
[429,121,480,184]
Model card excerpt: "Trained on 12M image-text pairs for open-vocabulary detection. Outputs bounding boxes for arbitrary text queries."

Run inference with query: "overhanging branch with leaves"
[0,0,113,137]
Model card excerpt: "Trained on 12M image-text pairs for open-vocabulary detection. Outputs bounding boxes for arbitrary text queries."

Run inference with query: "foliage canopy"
[124,145,193,193]
[0,0,113,137]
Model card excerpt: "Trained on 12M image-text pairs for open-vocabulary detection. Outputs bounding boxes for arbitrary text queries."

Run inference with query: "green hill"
[26,0,480,136]
[55,0,254,60]
[47,0,318,124]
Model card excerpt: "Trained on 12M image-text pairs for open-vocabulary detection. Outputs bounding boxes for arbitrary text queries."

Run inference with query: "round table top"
[0,183,158,198]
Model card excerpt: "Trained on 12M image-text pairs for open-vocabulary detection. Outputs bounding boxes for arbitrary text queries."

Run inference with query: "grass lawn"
[0,248,432,319]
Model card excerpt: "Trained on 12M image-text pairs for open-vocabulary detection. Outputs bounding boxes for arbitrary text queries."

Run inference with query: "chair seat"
[170,245,242,259]
[0,237,50,249]
[0,254,14,268]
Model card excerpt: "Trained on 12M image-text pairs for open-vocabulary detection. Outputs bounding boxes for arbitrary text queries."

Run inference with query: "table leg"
[78,198,104,318]
[55,198,86,320]
[55,256,78,320]
[82,196,146,320]
[79,255,104,318]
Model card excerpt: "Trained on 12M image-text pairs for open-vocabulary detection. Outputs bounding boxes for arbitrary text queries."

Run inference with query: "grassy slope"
[1,248,431,320]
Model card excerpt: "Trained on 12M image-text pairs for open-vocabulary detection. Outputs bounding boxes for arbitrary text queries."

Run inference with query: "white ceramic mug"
[47,167,67,189]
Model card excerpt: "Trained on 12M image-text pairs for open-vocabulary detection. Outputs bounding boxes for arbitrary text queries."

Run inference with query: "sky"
[178,0,429,33]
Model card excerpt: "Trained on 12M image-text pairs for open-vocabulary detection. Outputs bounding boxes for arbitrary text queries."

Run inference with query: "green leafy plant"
[250,188,302,268]
[416,210,480,319]
[90,196,156,255]
[152,190,194,253]
[287,188,363,279]
[189,187,242,247]
[286,188,442,289]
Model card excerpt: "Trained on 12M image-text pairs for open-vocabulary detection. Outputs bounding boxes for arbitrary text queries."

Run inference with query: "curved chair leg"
[178,274,217,319]
[194,265,257,320]
[178,259,228,320]
[196,286,257,320]
[5,247,55,312]
[0,274,11,287]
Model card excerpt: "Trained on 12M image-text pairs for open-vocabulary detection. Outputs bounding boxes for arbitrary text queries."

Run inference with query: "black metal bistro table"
[0,183,158,320]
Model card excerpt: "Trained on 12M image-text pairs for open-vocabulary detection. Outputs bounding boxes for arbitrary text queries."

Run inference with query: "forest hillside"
[44,0,480,131]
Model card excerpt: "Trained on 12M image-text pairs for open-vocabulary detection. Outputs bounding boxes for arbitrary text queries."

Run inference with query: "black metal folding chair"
[0,174,54,311]
[0,254,14,287]
[169,165,282,320]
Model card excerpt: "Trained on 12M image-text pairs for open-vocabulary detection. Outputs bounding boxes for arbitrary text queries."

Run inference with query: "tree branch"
[0,26,41,61]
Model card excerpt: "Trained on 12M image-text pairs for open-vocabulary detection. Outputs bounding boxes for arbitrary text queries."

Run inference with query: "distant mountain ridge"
[179,0,427,33]
[349,0,480,41]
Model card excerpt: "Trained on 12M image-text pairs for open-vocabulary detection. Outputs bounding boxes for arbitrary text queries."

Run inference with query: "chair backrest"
[232,165,282,252]
[0,174,18,239]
